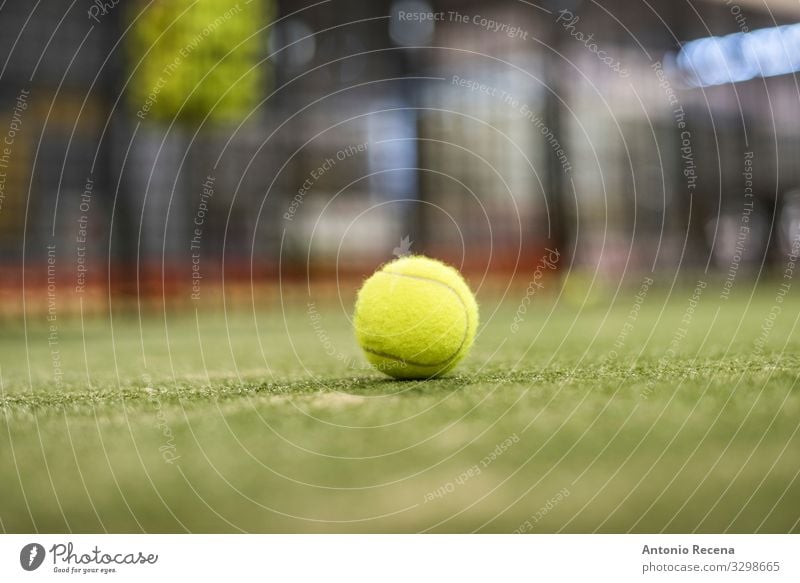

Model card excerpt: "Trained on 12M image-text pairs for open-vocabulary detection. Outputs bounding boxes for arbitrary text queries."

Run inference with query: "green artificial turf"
[1,280,798,533]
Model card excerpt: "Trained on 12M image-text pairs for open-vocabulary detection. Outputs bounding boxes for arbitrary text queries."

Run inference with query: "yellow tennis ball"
[354,255,479,379]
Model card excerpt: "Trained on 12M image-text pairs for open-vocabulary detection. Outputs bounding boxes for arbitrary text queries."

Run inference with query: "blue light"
[676,23,800,87]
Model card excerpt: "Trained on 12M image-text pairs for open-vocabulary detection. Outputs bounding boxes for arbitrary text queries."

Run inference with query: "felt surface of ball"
[353,255,479,379]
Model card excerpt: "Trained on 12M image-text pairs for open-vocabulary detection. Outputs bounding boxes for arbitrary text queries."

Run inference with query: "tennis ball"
[354,255,479,379]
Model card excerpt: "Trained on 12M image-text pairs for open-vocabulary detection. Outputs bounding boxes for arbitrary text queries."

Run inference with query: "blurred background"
[0,0,799,313]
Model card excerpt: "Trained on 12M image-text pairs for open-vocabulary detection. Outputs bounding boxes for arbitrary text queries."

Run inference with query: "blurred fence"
[0,0,799,309]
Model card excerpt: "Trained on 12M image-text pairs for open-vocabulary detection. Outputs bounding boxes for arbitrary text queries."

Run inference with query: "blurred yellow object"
[560,270,611,308]
[127,0,273,122]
